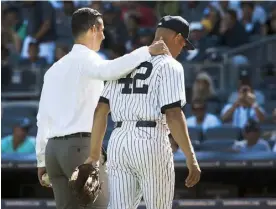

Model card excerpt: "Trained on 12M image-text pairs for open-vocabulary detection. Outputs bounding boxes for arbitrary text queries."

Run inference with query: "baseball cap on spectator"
[14,117,32,130]
[157,15,195,50]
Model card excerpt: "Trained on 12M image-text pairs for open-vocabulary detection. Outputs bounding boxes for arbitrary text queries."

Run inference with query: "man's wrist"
[37,155,45,167]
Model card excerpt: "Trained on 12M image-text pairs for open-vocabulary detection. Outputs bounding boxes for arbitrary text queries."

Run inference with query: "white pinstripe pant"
[107,122,175,209]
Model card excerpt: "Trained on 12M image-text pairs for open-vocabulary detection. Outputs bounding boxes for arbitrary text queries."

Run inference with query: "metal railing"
[1,65,47,99]
[223,35,276,67]
[182,62,226,92]
[223,35,276,87]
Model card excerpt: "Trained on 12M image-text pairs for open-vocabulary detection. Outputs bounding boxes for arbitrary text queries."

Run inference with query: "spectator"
[103,3,129,46]
[1,118,35,154]
[54,44,70,62]
[209,1,240,18]
[21,1,56,64]
[19,42,47,68]
[231,120,271,153]
[182,22,215,62]
[240,2,261,35]
[201,7,221,36]
[155,1,181,20]
[262,108,276,141]
[137,28,154,47]
[221,85,266,128]
[1,7,25,55]
[89,1,103,13]
[192,72,219,103]
[121,2,156,28]
[218,9,249,47]
[181,1,208,22]
[239,2,267,26]
[187,99,221,132]
[125,15,140,52]
[262,4,276,36]
[55,1,75,45]
[1,45,12,91]
[228,68,265,106]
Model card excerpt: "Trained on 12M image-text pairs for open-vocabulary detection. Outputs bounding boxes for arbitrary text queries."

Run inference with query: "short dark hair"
[226,9,237,21]
[28,42,39,49]
[71,8,102,39]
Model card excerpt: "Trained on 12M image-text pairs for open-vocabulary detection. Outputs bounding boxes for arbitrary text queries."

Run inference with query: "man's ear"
[91,25,97,33]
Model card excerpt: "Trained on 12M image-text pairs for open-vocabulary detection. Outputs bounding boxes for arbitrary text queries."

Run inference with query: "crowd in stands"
[1,1,276,156]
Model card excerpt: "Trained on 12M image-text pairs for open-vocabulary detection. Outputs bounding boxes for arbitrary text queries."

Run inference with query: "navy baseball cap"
[14,117,31,129]
[157,15,195,50]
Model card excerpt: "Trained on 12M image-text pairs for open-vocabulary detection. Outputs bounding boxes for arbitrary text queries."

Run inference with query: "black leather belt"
[115,121,157,128]
[50,132,91,140]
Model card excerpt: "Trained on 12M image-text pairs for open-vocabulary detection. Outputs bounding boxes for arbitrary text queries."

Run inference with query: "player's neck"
[75,38,97,51]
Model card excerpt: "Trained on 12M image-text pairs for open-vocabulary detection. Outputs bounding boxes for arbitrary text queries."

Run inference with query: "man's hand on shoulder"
[148,37,171,56]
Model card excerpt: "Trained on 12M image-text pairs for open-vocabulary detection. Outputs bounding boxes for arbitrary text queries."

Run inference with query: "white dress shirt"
[186,113,222,132]
[36,44,151,167]
[221,104,265,128]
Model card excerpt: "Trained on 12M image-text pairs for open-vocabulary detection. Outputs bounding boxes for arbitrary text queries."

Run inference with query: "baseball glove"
[68,163,102,207]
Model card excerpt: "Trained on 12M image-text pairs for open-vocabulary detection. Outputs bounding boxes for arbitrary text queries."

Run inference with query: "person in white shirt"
[231,119,271,153]
[221,85,265,128]
[187,99,221,131]
[36,8,169,209]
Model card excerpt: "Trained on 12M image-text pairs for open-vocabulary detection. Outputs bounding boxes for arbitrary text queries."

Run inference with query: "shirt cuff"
[37,154,46,167]
[161,100,182,114]
[134,46,151,61]
[99,96,109,105]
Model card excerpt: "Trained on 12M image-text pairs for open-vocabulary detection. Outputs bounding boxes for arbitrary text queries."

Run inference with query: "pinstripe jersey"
[100,55,186,123]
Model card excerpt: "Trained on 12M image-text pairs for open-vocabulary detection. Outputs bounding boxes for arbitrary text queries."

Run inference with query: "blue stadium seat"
[205,125,241,140]
[188,127,203,142]
[267,140,275,149]
[206,101,221,115]
[199,139,235,151]
[1,126,12,138]
[29,126,38,137]
[2,106,38,119]
[261,124,276,132]
[265,101,276,114]
[1,116,20,128]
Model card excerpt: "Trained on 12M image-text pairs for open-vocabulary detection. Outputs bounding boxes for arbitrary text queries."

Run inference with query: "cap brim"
[185,39,195,50]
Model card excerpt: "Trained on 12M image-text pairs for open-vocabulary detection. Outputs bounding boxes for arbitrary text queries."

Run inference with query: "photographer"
[221,85,265,128]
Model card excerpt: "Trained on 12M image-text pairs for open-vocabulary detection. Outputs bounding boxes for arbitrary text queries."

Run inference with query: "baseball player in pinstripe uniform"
[85,16,201,209]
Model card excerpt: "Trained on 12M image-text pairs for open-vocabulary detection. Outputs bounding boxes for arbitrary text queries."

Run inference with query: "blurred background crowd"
[1,0,276,203]
[1,1,276,159]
